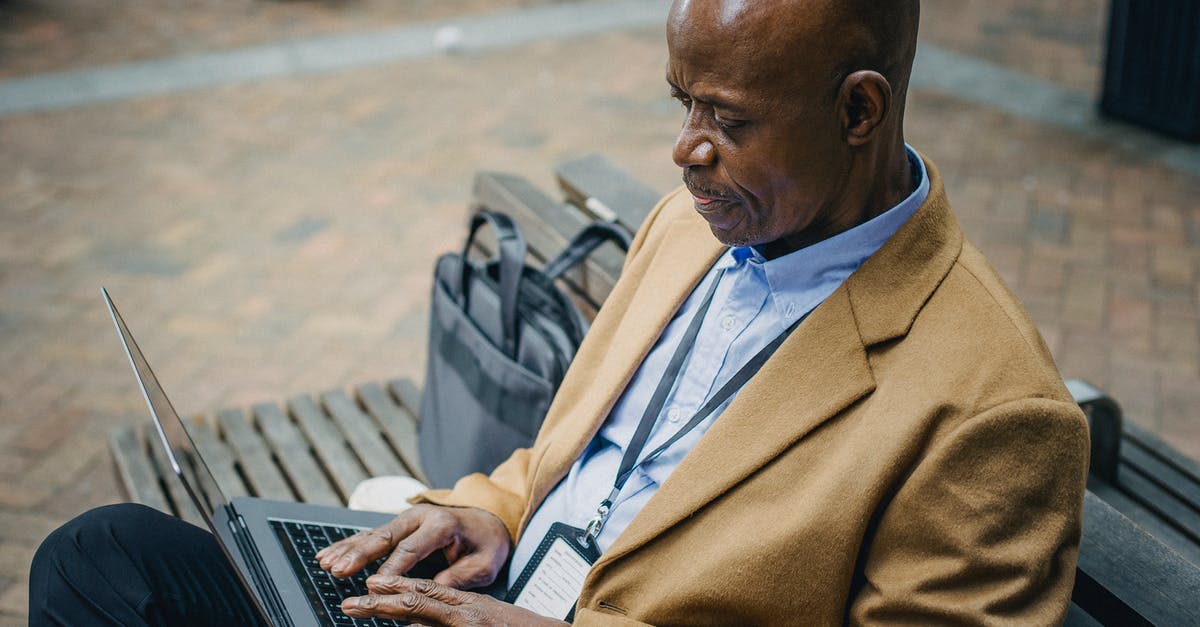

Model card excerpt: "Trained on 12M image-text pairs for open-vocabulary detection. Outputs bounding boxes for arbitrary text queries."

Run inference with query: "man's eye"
[715,115,744,131]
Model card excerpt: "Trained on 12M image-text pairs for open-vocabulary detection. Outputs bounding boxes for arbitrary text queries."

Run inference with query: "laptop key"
[335,579,358,598]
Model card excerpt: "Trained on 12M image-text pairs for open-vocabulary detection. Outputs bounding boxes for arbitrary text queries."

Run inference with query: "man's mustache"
[682,169,734,201]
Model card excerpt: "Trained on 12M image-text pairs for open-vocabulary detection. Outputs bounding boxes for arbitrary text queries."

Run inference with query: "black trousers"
[29,503,268,627]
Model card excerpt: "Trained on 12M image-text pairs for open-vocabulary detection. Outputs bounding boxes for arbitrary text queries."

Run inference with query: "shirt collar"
[723,146,930,323]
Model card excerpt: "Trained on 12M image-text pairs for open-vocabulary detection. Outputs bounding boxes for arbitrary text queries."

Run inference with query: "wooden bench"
[109,154,1200,625]
[107,156,642,529]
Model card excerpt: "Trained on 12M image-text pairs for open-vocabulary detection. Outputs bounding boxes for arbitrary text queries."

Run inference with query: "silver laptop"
[103,288,444,626]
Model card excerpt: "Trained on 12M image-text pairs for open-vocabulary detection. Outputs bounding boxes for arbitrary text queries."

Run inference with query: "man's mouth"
[683,173,734,209]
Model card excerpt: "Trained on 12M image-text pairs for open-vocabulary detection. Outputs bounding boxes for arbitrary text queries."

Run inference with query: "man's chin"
[706,223,757,248]
[695,203,751,246]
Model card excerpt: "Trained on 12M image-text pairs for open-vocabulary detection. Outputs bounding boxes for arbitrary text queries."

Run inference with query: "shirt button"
[666,407,682,422]
[721,315,736,330]
[785,303,797,317]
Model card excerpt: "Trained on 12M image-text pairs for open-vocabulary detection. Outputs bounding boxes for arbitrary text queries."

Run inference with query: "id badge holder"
[505,522,601,621]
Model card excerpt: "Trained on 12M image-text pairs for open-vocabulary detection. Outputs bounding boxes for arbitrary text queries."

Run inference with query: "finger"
[376,522,453,577]
[366,576,470,606]
[343,591,458,623]
[315,534,371,566]
[431,553,502,590]
[325,521,418,577]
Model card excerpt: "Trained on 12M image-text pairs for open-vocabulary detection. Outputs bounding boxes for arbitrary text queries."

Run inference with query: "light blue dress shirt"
[509,149,929,584]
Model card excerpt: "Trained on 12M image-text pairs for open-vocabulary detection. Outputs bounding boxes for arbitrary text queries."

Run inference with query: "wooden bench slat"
[1120,438,1200,515]
[388,378,423,422]
[288,394,368,499]
[215,408,294,501]
[472,171,623,311]
[357,382,426,484]
[1076,490,1200,625]
[252,403,342,506]
[109,425,171,514]
[1124,420,1200,484]
[321,389,408,479]
[1111,465,1200,552]
[142,423,206,527]
[1063,603,1104,627]
[187,416,250,498]
[1086,479,1200,566]
[555,153,662,230]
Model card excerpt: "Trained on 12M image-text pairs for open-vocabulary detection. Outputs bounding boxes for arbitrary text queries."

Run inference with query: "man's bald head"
[664,0,923,257]
[667,0,919,106]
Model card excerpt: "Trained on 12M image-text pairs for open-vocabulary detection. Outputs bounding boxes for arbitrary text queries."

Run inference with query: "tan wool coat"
[419,158,1090,626]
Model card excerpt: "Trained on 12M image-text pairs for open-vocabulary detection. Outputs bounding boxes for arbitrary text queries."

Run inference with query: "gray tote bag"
[419,210,631,488]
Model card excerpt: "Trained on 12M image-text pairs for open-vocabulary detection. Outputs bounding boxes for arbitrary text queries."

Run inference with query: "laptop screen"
[103,288,231,522]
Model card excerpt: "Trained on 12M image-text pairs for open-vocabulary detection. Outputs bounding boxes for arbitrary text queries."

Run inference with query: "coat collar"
[528,156,963,566]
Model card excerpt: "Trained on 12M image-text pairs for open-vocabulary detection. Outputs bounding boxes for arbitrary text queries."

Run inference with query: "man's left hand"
[343,575,568,627]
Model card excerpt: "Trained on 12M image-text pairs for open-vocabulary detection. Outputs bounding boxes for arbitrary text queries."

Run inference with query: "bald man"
[31,1,1088,625]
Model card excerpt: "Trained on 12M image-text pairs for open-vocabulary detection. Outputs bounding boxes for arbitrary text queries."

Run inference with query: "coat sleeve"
[848,397,1089,626]
[410,189,681,543]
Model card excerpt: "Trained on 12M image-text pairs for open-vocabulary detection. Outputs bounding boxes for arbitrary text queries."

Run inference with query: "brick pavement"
[2,1,1198,623]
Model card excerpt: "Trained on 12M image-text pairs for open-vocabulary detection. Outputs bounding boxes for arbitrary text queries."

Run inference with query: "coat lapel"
[597,286,875,565]
[521,215,726,526]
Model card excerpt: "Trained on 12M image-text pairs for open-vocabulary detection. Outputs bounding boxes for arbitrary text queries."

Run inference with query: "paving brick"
[1107,294,1153,355]
[1154,315,1200,370]
[0,582,26,623]
[1151,245,1196,288]
[0,510,65,546]
[1105,357,1160,431]
[11,407,86,454]
[1029,208,1070,243]
[1058,329,1112,387]
[1060,272,1108,332]
[0,484,44,510]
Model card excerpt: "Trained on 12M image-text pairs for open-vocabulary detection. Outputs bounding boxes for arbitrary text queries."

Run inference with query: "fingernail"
[334,557,352,574]
[342,597,358,610]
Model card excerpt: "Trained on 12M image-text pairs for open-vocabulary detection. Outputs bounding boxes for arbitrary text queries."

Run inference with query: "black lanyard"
[582,267,808,542]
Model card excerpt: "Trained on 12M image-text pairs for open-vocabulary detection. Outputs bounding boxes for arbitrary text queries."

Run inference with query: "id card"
[505,522,600,620]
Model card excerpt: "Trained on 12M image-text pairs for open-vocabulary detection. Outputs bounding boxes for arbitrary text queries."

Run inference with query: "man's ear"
[837,70,891,146]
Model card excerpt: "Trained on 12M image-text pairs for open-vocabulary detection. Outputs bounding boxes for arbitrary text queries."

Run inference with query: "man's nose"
[673,115,716,168]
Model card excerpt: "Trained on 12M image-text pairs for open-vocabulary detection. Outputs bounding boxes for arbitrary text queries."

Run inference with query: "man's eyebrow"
[668,83,743,110]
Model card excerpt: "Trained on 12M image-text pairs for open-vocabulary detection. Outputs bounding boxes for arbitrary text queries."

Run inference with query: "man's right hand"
[315,504,512,590]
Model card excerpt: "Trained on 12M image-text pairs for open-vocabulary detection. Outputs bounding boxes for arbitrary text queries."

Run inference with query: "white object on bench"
[348,475,429,515]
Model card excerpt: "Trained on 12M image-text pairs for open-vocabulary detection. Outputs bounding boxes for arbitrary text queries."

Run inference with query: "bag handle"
[461,210,528,357]
[542,221,634,281]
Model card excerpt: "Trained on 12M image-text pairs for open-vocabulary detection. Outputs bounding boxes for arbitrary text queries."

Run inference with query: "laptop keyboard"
[270,519,402,627]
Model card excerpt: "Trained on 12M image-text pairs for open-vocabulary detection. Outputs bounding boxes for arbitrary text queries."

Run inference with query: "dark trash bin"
[1100,0,1200,141]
